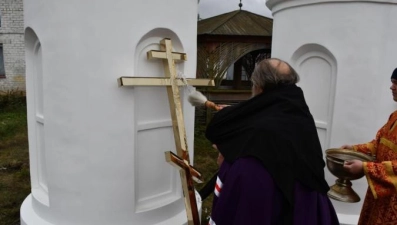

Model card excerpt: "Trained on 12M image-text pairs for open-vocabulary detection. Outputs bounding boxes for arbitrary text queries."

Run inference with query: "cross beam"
[118,77,214,87]
[165,151,202,225]
[147,50,187,61]
[118,38,213,225]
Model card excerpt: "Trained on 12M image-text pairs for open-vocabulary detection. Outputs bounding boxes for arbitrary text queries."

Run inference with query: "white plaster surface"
[21,0,201,224]
[267,0,397,224]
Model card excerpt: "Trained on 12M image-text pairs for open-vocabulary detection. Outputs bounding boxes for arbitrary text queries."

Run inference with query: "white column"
[21,1,201,224]
[266,0,397,224]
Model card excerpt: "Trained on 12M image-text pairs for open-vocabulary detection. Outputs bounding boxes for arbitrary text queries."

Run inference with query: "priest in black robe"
[205,58,339,225]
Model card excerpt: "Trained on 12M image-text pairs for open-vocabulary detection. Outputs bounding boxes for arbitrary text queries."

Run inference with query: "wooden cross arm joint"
[165,151,203,184]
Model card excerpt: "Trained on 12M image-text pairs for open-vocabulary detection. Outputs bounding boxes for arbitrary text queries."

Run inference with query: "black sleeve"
[198,171,218,201]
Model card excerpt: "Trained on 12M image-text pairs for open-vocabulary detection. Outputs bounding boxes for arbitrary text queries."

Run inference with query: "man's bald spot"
[268,59,291,75]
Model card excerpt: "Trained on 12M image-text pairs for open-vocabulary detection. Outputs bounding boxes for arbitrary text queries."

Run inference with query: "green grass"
[193,123,219,225]
[0,92,218,225]
[0,91,30,225]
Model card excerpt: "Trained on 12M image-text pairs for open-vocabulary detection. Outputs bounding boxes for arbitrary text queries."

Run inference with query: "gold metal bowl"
[325,148,374,203]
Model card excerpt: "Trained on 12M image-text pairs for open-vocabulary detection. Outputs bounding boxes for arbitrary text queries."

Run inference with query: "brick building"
[0,0,25,92]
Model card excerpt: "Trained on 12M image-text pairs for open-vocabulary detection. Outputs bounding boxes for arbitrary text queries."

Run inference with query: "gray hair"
[251,58,299,90]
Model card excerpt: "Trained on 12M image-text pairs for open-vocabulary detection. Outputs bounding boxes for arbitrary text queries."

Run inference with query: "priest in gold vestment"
[342,68,397,225]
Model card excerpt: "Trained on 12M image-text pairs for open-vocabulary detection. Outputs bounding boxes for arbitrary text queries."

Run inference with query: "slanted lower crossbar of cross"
[165,151,202,224]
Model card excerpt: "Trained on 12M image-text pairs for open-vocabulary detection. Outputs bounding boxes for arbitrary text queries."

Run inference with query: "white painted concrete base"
[337,213,359,225]
[20,195,51,225]
[21,192,202,225]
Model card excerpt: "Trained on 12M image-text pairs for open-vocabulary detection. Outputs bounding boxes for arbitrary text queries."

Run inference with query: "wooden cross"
[165,151,202,224]
[117,38,214,225]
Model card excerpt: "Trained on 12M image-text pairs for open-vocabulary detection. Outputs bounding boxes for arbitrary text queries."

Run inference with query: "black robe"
[205,84,330,223]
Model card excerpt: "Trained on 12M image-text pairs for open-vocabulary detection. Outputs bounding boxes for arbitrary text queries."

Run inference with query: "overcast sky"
[198,0,273,19]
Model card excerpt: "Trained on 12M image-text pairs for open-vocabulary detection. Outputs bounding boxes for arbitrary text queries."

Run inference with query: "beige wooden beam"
[118,77,214,87]
[147,50,187,61]
[165,151,201,225]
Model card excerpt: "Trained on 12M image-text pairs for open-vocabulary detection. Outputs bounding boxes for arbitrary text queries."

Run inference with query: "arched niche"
[291,44,337,150]
[25,27,49,206]
[133,28,185,213]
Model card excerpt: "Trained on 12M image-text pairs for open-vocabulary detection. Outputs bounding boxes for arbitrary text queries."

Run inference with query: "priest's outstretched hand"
[340,145,354,150]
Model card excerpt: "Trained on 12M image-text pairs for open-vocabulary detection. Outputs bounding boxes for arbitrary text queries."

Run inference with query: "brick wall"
[0,0,25,92]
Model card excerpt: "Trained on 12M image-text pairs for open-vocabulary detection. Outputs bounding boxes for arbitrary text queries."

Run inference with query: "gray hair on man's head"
[251,58,299,90]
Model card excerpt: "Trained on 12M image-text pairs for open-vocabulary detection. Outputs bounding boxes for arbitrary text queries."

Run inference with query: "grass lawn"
[193,122,219,225]
[0,92,30,225]
[0,92,218,225]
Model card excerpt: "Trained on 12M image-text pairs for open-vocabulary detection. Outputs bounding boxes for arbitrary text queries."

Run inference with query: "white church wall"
[22,1,200,225]
[267,0,397,224]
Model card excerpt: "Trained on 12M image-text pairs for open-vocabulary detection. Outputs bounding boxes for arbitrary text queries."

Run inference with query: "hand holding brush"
[187,90,228,111]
